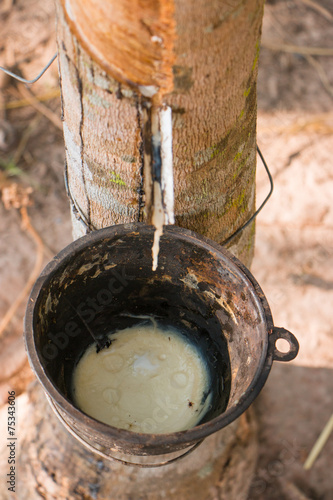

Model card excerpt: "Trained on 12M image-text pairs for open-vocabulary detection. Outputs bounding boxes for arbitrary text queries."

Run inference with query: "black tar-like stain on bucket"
[24,223,299,461]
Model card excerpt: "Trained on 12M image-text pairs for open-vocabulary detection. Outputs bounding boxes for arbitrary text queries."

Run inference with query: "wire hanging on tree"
[0,53,58,84]
[0,53,274,245]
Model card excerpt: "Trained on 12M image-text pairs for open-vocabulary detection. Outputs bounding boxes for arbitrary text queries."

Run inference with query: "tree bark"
[58,0,263,267]
[15,382,258,500]
[14,1,265,498]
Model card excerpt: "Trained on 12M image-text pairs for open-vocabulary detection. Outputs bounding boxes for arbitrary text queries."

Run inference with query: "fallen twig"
[18,84,63,131]
[305,54,333,99]
[1,88,60,111]
[0,207,44,338]
[304,413,333,470]
[284,481,312,500]
[299,0,333,21]
[13,116,41,166]
[261,39,333,57]
[258,112,333,135]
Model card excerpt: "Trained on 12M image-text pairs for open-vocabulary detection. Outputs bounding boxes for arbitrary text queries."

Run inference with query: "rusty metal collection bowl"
[24,223,299,464]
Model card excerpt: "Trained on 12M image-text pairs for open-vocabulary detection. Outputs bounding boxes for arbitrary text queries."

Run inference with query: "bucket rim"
[24,223,275,450]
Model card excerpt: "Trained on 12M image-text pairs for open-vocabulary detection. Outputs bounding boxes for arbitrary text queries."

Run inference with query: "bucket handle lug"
[270,327,299,362]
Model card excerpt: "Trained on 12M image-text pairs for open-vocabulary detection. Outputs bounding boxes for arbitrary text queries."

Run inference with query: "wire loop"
[0,53,273,242]
[64,146,273,242]
[221,145,274,246]
[0,53,57,84]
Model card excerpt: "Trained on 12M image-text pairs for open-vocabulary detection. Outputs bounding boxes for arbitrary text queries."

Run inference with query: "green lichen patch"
[193,143,228,171]
[85,91,111,109]
[110,171,126,187]
[172,65,194,92]
[243,86,251,98]
[251,40,260,72]
[122,155,137,164]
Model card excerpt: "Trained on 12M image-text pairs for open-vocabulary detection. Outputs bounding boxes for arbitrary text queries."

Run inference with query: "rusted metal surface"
[24,223,299,460]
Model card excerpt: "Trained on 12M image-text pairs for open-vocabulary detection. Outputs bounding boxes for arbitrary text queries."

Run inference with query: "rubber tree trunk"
[58,0,263,268]
[16,1,265,499]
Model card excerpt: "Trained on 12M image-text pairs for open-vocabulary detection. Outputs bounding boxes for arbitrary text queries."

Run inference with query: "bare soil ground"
[249,2,333,498]
[0,0,332,499]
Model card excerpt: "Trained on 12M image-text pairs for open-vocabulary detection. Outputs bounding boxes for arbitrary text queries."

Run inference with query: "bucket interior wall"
[33,230,268,429]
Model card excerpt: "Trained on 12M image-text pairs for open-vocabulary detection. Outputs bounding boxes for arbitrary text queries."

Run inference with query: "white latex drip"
[151,105,174,271]
[152,181,164,271]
